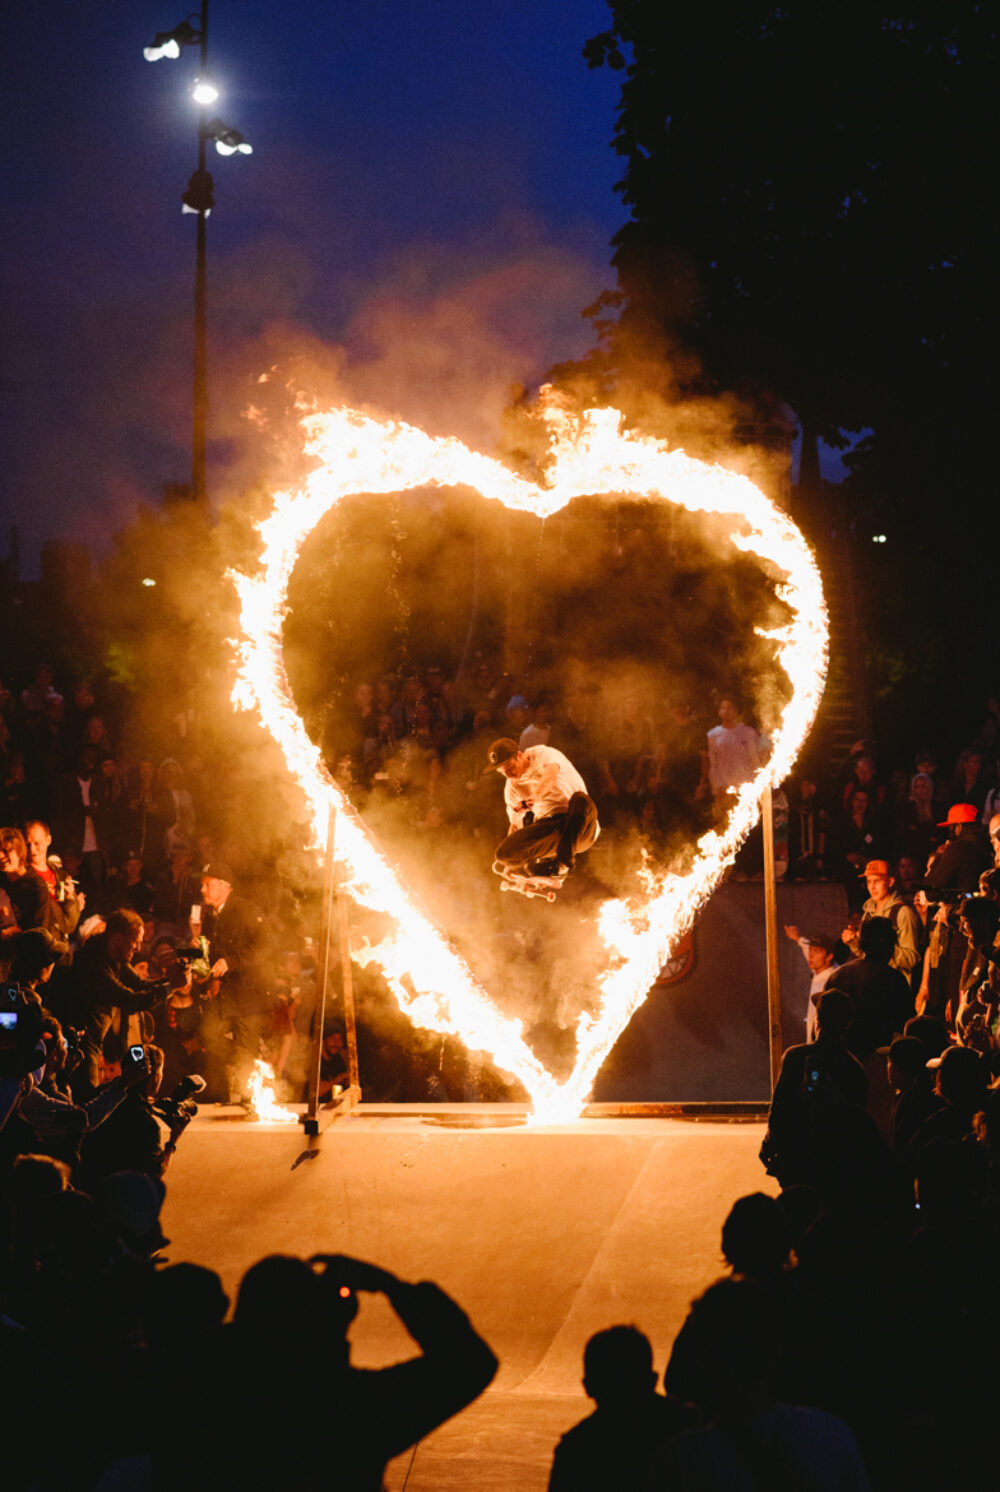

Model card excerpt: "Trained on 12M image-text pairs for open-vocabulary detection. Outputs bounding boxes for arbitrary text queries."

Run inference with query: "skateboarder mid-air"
[484,738,600,882]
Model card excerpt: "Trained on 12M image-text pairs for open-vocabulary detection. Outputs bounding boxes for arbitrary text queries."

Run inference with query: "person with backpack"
[840,859,921,981]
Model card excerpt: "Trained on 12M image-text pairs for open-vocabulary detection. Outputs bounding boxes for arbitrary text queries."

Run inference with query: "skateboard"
[493,860,566,903]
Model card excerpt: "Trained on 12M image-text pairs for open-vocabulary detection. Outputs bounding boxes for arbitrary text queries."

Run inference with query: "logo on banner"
[656,930,695,987]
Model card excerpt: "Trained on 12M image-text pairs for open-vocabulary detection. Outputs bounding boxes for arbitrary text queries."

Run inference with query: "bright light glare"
[144,39,181,61]
[872,533,887,544]
[141,577,157,588]
[192,77,219,105]
[215,138,253,156]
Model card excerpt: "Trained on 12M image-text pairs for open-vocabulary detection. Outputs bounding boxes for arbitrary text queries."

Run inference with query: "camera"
[154,1073,206,1133]
[63,1026,86,1070]
[173,946,203,963]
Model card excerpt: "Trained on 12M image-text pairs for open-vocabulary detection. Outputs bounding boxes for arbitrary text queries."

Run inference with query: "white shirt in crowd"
[795,937,840,1042]
[78,775,98,854]
[707,723,762,794]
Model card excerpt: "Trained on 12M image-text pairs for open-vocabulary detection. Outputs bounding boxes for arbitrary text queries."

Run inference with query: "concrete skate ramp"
[162,1110,773,1488]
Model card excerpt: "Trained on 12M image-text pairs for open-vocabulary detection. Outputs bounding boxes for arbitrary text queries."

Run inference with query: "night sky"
[4,2,623,567]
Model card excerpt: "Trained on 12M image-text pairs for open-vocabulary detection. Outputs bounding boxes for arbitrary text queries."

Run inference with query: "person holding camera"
[77,1043,196,1190]
[47,906,171,1099]
[175,1252,498,1492]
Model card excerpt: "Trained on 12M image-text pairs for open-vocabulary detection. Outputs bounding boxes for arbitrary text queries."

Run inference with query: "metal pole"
[305,801,338,1126]
[337,866,360,1090]
[761,784,784,1090]
[191,0,210,502]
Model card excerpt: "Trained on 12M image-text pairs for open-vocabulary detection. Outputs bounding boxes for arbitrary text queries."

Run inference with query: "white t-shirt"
[707,723,761,793]
[503,746,590,829]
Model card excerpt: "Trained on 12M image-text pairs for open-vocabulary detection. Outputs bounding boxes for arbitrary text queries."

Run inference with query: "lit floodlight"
[141,578,157,588]
[191,75,219,105]
[204,118,253,155]
[143,19,201,62]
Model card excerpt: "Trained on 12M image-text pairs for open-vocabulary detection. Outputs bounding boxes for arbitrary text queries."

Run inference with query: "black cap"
[201,862,234,885]
[483,738,519,775]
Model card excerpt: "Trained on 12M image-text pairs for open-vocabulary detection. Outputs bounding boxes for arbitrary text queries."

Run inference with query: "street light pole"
[192,0,210,504]
[146,2,250,504]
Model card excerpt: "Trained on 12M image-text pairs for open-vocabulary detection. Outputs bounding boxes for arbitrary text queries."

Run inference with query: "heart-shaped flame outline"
[231,395,827,1122]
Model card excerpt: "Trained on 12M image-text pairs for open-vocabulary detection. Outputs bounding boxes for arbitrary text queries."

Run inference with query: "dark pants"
[495,793,599,875]
[201,1000,265,1101]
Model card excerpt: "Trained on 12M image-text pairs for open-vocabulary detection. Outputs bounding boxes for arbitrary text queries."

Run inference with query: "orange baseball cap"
[937,803,979,827]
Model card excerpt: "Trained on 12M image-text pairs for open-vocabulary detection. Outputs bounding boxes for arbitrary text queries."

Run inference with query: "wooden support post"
[337,859,360,1092]
[761,784,784,1092]
[301,801,362,1136]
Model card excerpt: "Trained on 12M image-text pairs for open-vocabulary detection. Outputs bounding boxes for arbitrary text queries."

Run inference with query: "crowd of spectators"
[2,659,999,1486]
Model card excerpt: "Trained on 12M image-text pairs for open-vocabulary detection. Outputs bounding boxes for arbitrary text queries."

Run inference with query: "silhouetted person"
[653,1280,871,1489]
[908,1045,988,1154]
[761,988,867,1188]
[548,1325,695,1490]
[720,1192,793,1284]
[832,916,913,1062]
[169,1252,497,1492]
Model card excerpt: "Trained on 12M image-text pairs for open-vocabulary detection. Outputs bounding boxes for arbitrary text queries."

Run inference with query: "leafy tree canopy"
[585,3,994,517]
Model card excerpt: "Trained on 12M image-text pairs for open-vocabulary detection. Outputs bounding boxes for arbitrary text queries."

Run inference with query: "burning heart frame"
[231,393,827,1121]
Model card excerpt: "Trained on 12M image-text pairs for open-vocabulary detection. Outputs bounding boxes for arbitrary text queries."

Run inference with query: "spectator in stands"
[20,663,60,722]
[840,859,921,981]
[152,838,199,930]
[950,747,989,815]
[658,695,710,831]
[785,776,829,880]
[156,758,196,855]
[548,1325,695,1491]
[706,696,761,810]
[927,803,990,892]
[109,848,156,918]
[124,756,161,865]
[896,771,940,868]
[24,818,85,936]
[831,788,889,892]
[390,675,425,739]
[51,745,108,898]
[519,692,553,749]
[0,827,53,938]
[841,748,888,826]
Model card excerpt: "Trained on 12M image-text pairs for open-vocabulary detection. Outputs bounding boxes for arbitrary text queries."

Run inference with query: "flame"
[230,389,827,1124]
[247,1059,297,1123]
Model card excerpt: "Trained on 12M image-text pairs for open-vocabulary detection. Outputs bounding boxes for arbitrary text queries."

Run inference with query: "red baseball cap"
[937,803,978,827]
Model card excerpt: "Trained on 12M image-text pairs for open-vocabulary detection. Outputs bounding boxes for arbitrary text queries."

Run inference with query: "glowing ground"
[162,1107,776,1490]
